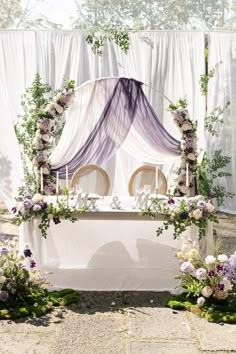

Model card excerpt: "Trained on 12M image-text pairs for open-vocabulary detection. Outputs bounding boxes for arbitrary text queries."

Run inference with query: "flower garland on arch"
[32,80,75,194]
[169,98,198,196]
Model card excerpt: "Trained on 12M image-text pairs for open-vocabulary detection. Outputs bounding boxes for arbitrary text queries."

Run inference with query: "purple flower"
[1,247,9,255]
[24,248,32,257]
[23,199,33,209]
[11,207,17,214]
[53,217,61,225]
[0,291,9,302]
[195,268,207,280]
[35,151,46,162]
[208,192,215,199]
[24,193,32,199]
[208,270,215,277]
[30,259,36,268]
[197,201,206,209]
[217,283,225,291]
[181,261,194,273]
[216,264,224,272]
[179,211,189,220]
[167,198,175,205]
[33,204,42,212]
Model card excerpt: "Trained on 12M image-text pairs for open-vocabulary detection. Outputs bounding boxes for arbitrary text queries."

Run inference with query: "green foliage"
[197,150,234,206]
[14,74,51,194]
[85,26,130,55]
[199,66,216,95]
[205,102,230,136]
[167,294,236,324]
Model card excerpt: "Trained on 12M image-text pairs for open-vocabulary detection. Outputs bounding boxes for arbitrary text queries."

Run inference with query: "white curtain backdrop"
[0,31,205,206]
[208,32,236,214]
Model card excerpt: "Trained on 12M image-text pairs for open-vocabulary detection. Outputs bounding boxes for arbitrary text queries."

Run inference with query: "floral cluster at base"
[0,235,47,306]
[0,234,80,319]
[12,193,85,239]
[169,98,198,196]
[141,194,218,239]
[177,246,236,305]
[33,80,75,194]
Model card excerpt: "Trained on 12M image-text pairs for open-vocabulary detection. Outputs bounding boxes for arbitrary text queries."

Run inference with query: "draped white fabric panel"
[208,33,236,214]
[0,31,205,206]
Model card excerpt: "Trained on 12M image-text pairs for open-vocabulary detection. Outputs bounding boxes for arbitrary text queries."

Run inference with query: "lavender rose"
[0,291,9,302]
[181,261,194,273]
[195,268,207,280]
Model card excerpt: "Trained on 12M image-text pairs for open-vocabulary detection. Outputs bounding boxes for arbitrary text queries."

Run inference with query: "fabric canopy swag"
[49,77,196,195]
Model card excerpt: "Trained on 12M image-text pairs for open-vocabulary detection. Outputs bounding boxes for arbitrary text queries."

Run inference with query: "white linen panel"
[0,31,205,205]
[208,33,236,214]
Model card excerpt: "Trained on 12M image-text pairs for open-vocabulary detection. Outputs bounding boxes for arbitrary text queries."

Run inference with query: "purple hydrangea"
[0,291,9,302]
[23,199,33,209]
[181,261,194,273]
[33,204,42,212]
[24,248,32,257]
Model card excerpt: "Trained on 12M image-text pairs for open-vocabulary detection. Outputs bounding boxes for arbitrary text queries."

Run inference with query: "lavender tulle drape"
[52,78,180,178]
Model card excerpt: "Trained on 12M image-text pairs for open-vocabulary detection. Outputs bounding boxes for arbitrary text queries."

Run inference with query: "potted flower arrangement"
[167,246,236,323]
[0,235,80,319]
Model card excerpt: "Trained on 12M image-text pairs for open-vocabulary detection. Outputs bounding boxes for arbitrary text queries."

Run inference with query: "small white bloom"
[217,254,228,263]
[222,278,233,291]
[56,92,64,101]
[42,167,50,175]
[174,207,181,214]
[46,102,55,111]
[0,276,6,284]
[194,195,205,201]
[197,297,206,307]
[205,255,216,264]
[32,194,44,203]
[182,123,192,131]
[0,268,4,276]
[192,209,202,220]
[201,286,213,298]
[206,202,214,213]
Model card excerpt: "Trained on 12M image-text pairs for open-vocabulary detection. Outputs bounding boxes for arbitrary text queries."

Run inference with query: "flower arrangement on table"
[167,247,236,323]
[12,193,86,239]
[169,98,198,196]
[0,235,80,319]
[141,194,218,240]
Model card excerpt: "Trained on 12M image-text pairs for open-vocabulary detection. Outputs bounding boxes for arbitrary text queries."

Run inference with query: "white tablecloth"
[19,197,212,291]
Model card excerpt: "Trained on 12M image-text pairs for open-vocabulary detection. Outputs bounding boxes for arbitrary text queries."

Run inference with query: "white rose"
[197,297,206,307]
[35,142,44,150]
[206,202,214,213]
[222,278,233,291]
[179,185,188,194]
[55,103,64,114]
[0,276,6,284]
[32,193,44,203]
[42,134,50,142]
[201,286,213,298]
[194,195,205,201]
[182,123,192,131]
[181,140,186,149]
[46,102,55,111]
[205,255,216,264]
[42,167,50,175]
[192,209,202,220]
[56,92,64,101]
[217,254,228,263]
[187,153,196,161]
[174,207,181,214]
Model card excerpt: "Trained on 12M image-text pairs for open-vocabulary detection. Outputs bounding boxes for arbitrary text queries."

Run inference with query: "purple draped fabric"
[52,78,180,178]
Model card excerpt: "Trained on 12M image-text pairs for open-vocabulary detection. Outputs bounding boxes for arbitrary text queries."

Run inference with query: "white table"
[19,197,211,291]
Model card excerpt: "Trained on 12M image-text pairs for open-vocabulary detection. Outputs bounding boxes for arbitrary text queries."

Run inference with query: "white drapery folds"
[50,77,181,178]
[208,33,236,214]
[0,31,205,206]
